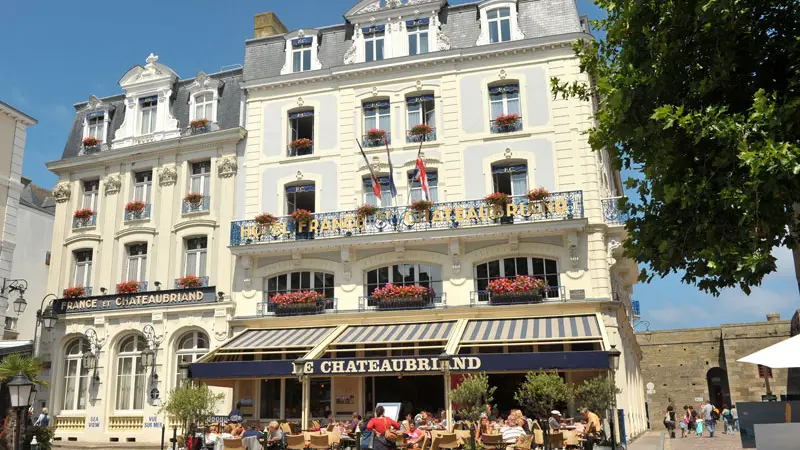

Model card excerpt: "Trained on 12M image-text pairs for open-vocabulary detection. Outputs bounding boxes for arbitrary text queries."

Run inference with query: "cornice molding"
[172,219,218,233]
[114,227,157,239]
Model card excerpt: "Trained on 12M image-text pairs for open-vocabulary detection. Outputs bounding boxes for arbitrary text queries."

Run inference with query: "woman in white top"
[206,424,226,450]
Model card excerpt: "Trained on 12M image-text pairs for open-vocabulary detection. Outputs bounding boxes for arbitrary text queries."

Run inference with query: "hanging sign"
[54,286,217,314]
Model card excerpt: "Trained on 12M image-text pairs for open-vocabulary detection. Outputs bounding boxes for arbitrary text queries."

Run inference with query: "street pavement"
[627,430,746,450]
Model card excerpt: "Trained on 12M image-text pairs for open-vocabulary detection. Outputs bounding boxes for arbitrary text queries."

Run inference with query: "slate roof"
[243,0,582,83]
[19,177,55,215]
[60,69,243,161]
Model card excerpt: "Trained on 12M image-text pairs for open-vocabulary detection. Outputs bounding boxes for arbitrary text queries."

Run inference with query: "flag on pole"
[385,138,398,199]
[411,143,430,201]
[356,139,382,201]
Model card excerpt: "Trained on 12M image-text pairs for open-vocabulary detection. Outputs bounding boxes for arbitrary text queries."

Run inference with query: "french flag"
[412,157,430,201]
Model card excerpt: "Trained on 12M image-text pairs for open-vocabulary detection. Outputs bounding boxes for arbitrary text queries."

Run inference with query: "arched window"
[62,338,91,411]
[365,263,443,297]
[475,257,560,298]
[175,331,209,387]
[115,335,147,411]
[264,271,335,313]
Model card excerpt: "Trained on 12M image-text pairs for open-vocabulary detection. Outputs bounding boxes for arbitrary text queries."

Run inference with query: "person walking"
[701,399,715,437]
[722,405,735,435]
[663,406,677,439]
[679,406,690,438]
[367,406,401,450]
[731,404,739,432]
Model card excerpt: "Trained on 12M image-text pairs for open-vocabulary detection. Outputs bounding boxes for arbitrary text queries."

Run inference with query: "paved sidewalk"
[627,431,666,450]
[625,430,745,450]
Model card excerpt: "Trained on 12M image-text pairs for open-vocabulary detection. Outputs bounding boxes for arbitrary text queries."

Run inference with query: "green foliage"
[551,0,800,295]
[451,373,496,450]
[0,354,48,387]
[574,376,620,419]
[514,372,571,420]
[27,426,54,450]
[160,383,223,432]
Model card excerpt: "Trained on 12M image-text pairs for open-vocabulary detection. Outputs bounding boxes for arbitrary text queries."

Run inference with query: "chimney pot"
[766,313,781,322]
[254,12,288,39]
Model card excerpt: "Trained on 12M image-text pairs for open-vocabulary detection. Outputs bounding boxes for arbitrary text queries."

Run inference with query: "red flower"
[410,200,434,212]
[483,192,511,207]
[82,137,100,147]
[270,290,325,306]
[190,119,210,129]
[63,286,86,299]
[290,138,313,150]
[116,280,141,294]
[366,128,387,140]
[255,213,277,226]
[494,113,520,127]
[410,124,433,136]
[125,201,146,213]
[291,209,313,223]
[487,276,547,295]
[526,188,550,201]
[357,204,379,218]
[73,208,95,220]
[371,283,429,301]
[179,275,203,288]
[184,192,204,204]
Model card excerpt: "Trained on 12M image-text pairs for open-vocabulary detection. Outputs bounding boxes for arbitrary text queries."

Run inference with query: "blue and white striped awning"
[223,327,334,349]
[460,315,602,343]
[335,321,455,345]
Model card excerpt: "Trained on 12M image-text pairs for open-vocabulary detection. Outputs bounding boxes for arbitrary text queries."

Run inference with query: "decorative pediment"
[345,0,446,19]
[118,53,179,89]
[81,95,111,113]
[186,71,222,95]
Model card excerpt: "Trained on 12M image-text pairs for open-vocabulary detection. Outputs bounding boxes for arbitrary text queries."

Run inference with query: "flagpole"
[356,139,383,203]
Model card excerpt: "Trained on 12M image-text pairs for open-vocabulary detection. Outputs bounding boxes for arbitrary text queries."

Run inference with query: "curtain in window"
[133,361,146,410]
[511,172,528,198]
[116,358,132,410]
[506,92,520,115]
[407,102,422,128]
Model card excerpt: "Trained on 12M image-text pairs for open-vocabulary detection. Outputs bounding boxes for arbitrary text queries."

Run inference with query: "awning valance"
[334,321,455,345]
[460,315,602,344]
[222,327,335,350]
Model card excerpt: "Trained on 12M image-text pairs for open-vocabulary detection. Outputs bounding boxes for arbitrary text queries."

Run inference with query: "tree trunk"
[543,423,550,450]
[469,425,477,450]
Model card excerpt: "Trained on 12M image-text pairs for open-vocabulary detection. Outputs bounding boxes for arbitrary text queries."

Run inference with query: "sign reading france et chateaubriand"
[53,286,217,314]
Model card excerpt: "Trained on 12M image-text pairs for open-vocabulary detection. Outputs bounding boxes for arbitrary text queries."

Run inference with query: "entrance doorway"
[706,367,732,408]
[365,375,444,417]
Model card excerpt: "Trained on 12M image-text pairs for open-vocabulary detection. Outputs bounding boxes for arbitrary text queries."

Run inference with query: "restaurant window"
[309,378,332,418]
[259,379,282,419]
[139,96,158,135]
[487,7,512,43]
[72,249,93,289]
[62,338,91,412]
[190,161,211,198]
[491,162,527,201]
[408,170,438,202]
[184,237,208,278]
[363,25,385,62]
[286,183,315,214]
[115,334,147,411]
[475,257,559,298]
[363,176,394,207]
[125,243,148,284]
[134,170,153,204]
[406,19,429,55]
[82,180,99,211]
[175,331,208,387]
[285,379,303,418]
[365,264,443,297]
[292,37,313,72]
[288,109,314,157]
[265,271,335,303]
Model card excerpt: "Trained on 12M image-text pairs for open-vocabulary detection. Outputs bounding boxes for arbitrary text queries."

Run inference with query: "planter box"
[489,290,543,305]
[274,300,327,316]
[375,295,432,310]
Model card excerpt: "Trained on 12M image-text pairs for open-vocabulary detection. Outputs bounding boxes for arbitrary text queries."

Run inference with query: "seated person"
[321,413,334,428]
[401,413,415,431]
[404,422,424,449]
[232,424,245,438]
[548,411,563,431]
[242,422,264,439]
[500,417,526,444]
[265,421,284,450]
[220,424,235,439]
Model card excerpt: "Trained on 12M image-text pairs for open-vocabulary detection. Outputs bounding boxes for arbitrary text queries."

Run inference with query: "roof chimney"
[254,12,288,39]
[767,313,781,322]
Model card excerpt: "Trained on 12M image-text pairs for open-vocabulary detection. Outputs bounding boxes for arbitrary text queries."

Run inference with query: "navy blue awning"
[286,185,315,193]
[292,37,313,47]
[289,110,314,119]
[190,360,294,379]
[406,95,434,104]
[362,25,386,34]
[405,18,430,27]
[489,84,520,94]
[139,95,158,103]
[363,100,390,109]
[363,176,393,187]
[86,111,104,118]
[491,164,527,174]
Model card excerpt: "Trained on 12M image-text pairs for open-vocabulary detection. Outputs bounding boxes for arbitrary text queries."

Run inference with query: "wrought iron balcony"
[173,276,210,289]
[406,128,436,143]
[230,190,584,246]
[72,215,97,229]
[362,132,391,148]
[490,117,523,133]
[287,143,314,157]
[182,197,210,214]
[256,297,337,317]
[601,197,628,225]
[359,294,446,311]
[124,204,152,222]
[469,286,567,305]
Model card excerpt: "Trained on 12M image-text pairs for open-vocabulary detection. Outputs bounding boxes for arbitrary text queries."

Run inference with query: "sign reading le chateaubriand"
[54,286,217,314]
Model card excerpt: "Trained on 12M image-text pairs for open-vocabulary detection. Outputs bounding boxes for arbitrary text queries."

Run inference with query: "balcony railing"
[470,286,567,305]
[116,281,148,294]
[173,276,210,289]
[601,197,628,225]
[63,287,93,298]
[362,132,391,148]
[124,204,152,222]
[490,117,524,133]
[256,298,337,317]
[406,128,436,143]
[231,190,584,246]
[72,215,97,229]
[182,197,210,214]
[287,144,314,157]
[359,294,446,311]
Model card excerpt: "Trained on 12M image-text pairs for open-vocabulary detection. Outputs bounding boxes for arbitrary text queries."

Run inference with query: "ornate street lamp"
[84,328,105,383]
[39,306,57,330]
[12,293,26,315]
[7,371,33,450]
[141,346,156,372]
[608,344,621,371]
[607,345,622,450]
[141,324,164,380]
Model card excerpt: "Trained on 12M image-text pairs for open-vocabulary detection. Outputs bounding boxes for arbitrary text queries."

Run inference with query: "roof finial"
[146,53,159,65]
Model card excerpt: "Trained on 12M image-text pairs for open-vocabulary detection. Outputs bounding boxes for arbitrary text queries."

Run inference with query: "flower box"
[290,209,313,223]
[410,124,433,136]
[63,286,86,299]
[489,290,544,304]
[371,284,432,309]
[116,280,141,294]
[487,276,547,304]
[526,187,550,201]
[184,192,204,204]
[357,204,379,219]
[494,113,520,127]
[375,296,431,310]
[270,290,327,316]
[125,201,146,214]
[82,137,99,148]
[290,138,313,150]
[255,213,277,226]
[410,200,434,212]
[484,192,511,208]
[366,128,387,140]
[190,119,210,130]
[178,275,203,288]
[73,208,95,220]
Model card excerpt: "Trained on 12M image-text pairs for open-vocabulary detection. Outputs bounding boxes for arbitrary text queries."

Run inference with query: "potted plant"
[410,123,433,137]
[357,204,379,219]
[270,290,326,316]
[290,138,313,151]
[514,372,572,450]
[190,119,210,131]
[483,192,511,208]
[82,136,100,149]
[73,208,95,225]
[574,375,621,450]
[255,213,277,226]
[494,113,520,130]
[409,199,434,213]
[371,283,431,309]
[527,187,550,201]
[487,275,547,304]
[116,280,141,294]
[178,274,203,289]
[366,128,387,141]
[125,201,147,218]
[450,373,498,450]
[290,209,314,240]
[63,286,86,299]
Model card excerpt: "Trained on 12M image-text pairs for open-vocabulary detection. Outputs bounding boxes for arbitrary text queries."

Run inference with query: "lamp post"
[33,293,59,356]
[607,345,622,450]
[293,359,309,430]
[142,325,165,381]
[7,371,34,450]
[438,353,453,432]
[84,328,105,383]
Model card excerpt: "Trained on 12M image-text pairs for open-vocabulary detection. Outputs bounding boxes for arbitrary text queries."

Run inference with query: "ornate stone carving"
[292,249,302,267]
[158,166,178,186]
[416,80,423,90]
[567,231,580,269]
[296,170,304,180]
[504,148,513,159]
[371,86,379,97]
[607,239,622,267]
[215,330,229,342]
[297,97,305,107]
[449,239,462,275]
[432,14,451,51]
[499,69,507,80]
[344,41,358,65]
[53,183,71,203]
[187,71,222,94]
[104,175,121,195]
[341,248,353,281]
[217,158,238,178]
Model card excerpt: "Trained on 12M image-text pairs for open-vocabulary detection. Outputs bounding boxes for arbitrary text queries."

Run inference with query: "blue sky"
[1,0,796,329]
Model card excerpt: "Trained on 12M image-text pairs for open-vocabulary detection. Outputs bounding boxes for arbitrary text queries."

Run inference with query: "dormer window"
[281,31,323,75]
[364,25,385,62]
[487,8,511,43]
[292,37,313,72]
[139,96,158,135]
[406,19,429,56]
[476,1,525,46]
[193,93,214,121]
[86,112,105,141]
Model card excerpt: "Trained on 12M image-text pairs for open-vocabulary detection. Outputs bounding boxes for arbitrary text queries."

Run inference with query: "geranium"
[410,200,434,212]
[116,280,141,294]
[255,213,277,226]
[410,123,434,136]
[179,274,203,288]
[290,209,313,223]
[487,276,547,296]
[190,119,210,129]
[184,192,204,204]
[483,192,511,207]
[371,283,429,301]
[63,286,86,299]
[73,208,95,220]
[357,204,379,218]
[270,290,325,306]
[125,201,146,213]
[494,113,520,127]
[366,128,387,140]
[290,138,313,150]
[527,188,550,201]
[82,136,99,147]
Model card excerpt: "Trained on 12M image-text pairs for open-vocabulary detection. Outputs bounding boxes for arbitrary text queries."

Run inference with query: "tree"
[0,354,48,450]
[514,372,571,450]
[551,0,800,295]
[450,373,497,450]
[160,383,223,433]
[574,376,620,419]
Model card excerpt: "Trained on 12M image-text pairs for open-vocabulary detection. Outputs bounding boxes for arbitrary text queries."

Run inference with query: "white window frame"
[407,21,429,56]
[62,339,91,413]
[133,171,152,204]
[190,161,211,197]
[73,249,93,288]
[125,244,148,283]
[364,28,385,62]
[364,102,391,133]
[264,271,335,298]
[489,84,521,118]
[293,42,313,72]
[363,177,394,207]
[115,335,147,412]
[192,92,215,122]
[281,34,322,75]
[476,1,525,46]
[406,97,436,129]
[487,7,511,43]
[139,97,158,135]
[365,263,443,298]
[175,332,208,387]
[184,237,208,277]
[491,163,529,200]
[474,257,560,296]
[82,180,99,211]
[408,170,438,202]
[82,110,109,146]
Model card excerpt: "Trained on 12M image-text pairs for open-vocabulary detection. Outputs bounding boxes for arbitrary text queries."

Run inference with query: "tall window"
[125,243,147,283]
[286,184,315,214]
[190,161,211,197]
[86,113,104,141]
[408,170,438,202]
[492,163,528,200]
[407,19,429,55]
[366,264,443,297]
[73,249,93,288]
[175,332,208,387]
[292,37,313,72]
[115,335,147,411]
[134,170,153,204]
[364,100,391,133]
[265,271,335,299]
[475,257,560,297]
[363,177,394,207]
[288,110,314,156]
[185,237,208,277]
[407,95,435,130]
[489,84,520,118]
[364,26,385,62]
[139,96,158,135]
[63,339,91,412]
[194,93,214,121]
[82,180,99,211]
[487,7,512,43]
